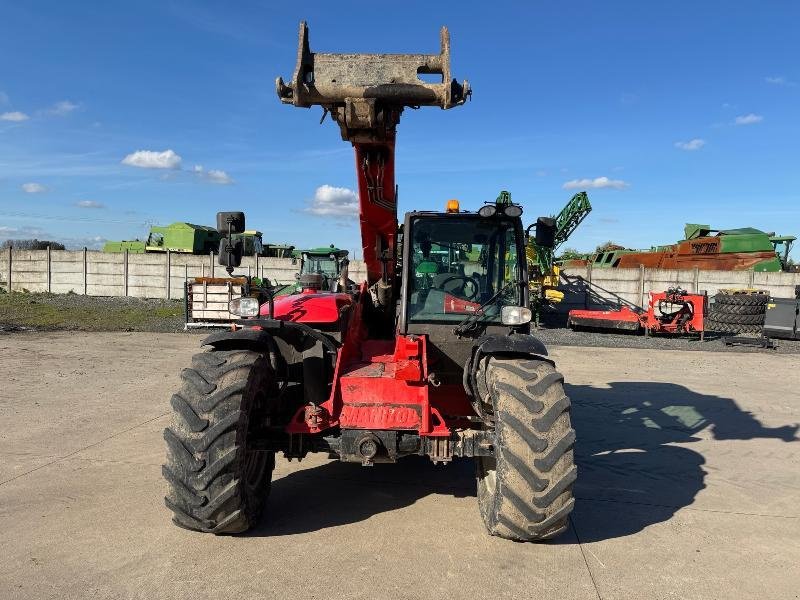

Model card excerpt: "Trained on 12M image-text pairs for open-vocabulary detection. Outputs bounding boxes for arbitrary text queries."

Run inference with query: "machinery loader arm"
[276,21,469,290]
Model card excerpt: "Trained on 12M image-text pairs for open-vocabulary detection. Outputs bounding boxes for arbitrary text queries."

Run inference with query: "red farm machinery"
[568,288,707,339]
[163,23,576,542]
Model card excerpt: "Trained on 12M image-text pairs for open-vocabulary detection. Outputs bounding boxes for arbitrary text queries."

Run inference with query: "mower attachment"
[568,306,642,331]
[276,21,470,140]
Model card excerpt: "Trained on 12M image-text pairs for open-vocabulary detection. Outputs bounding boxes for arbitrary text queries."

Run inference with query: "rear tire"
[163,349,277,534]
[705,320,763,335]
[710,302,766,316]
[476,357,576,541]
[713,292,769,307]
[707,312,765,325]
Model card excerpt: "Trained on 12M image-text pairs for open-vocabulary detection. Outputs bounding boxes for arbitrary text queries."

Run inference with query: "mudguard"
[463,333,552,417]
[202,319,340,355]
[202,328,278,352]
[473,333,548,358]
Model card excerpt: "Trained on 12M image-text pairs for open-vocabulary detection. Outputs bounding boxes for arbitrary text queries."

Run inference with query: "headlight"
[501,305,532,325]
[503,204,523,218]
[229,297,260,317]
[478,204,497,217]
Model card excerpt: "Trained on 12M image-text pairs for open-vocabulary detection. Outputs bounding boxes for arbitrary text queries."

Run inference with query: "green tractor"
[273,245,352,295]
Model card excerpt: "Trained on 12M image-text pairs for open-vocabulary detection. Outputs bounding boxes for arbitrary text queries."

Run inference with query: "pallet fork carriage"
[163,22,576,542]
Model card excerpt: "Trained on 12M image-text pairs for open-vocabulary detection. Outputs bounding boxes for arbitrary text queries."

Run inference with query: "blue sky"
[1,1,798,259]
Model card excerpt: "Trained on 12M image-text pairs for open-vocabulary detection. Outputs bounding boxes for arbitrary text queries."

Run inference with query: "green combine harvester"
[589,224,796,271]
[103,222,219,254]
[103,222,294,257]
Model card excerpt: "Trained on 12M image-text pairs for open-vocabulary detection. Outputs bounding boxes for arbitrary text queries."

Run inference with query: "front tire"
[163,349,276,534]
[476,357,576,541]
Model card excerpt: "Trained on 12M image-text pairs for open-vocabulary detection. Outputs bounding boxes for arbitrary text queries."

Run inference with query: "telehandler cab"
[163,22,576,541]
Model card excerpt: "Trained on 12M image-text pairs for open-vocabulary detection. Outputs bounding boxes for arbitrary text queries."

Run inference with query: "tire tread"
[163,349,275,534]
[477,357,575,542]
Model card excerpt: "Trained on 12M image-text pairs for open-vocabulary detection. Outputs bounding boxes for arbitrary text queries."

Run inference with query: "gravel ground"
[534,324,800,354]
[2,292,798,353]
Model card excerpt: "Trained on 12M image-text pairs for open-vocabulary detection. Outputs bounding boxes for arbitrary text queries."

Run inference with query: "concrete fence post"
[693,267,699,293]
[209,250,215,278]
[46,245,52,293]
[83,247,88,295]
[6,246,12,292]
[639,265,646,308]
[748,270,755,289]
[123,249,129,296]
[254,253,259,280]
[166,250,171,300]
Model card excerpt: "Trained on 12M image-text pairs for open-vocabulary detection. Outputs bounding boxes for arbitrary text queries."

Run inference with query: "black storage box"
[763,298,799,340]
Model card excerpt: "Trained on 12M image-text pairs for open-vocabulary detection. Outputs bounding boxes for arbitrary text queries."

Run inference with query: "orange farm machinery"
[568,288,707,339]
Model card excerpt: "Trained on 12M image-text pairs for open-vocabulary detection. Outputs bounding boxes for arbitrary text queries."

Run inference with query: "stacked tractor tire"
[705,290,769,335]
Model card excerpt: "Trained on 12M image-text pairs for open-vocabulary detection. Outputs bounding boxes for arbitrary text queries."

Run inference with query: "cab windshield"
[302,255,339,277]
[406,216,522,324]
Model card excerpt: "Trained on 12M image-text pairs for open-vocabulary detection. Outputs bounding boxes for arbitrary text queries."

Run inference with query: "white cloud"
[121,149,182,169]
[0,225,46,238]
[674,138,706,151]
[304,185,359,216]
[75,200,105,209]
[60,235,107,250]
[734,113,763,125]
[21,182,48,193]
[206,169,233,184]
[1,111,29,122]
[191,164,233,184]
[44,100,79,116]
[765,76,795,87]
[535,169,547,177]
[562,176,629,191]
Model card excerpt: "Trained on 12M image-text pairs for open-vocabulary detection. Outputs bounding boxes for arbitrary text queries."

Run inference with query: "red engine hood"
[263,290,352,324]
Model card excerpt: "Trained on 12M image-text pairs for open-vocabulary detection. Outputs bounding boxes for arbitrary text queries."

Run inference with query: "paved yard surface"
[0,332,798,600]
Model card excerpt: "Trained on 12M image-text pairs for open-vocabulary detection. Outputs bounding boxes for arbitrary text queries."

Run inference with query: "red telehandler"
[163,23,576,541]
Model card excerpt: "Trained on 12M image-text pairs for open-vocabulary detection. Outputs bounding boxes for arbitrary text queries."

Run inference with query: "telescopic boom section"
[276,22,470,287]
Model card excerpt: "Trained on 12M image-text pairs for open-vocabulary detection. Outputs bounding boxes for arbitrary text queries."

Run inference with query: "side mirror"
[216,211,245,234]
[218,238,243,274]
[535,217,557,249]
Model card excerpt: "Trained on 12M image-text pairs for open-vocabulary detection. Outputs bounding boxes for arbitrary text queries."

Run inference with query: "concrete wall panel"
[6,248,797,302]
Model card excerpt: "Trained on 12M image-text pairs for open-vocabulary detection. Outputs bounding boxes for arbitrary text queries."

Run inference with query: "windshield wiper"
[453,280,518,337]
